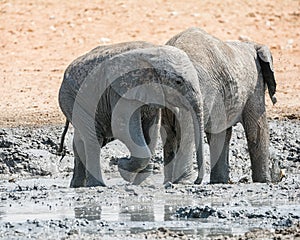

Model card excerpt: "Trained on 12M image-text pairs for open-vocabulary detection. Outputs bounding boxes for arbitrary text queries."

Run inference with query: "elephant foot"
[132,163,154,185]
[86,173,106,187]
[210,176,229,184]
[252,176,270,183]
[118,157,150,183]
[210,180,229,184]
[252,168,272,183]
[70,179,85,188]
[210,169,229,184]
[164,169,195,185]
[70,171,86,188]
[194,177,203,185]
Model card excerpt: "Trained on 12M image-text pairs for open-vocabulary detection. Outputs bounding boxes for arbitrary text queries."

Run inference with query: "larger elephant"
[166,27,280,184]
[58,42,204,187]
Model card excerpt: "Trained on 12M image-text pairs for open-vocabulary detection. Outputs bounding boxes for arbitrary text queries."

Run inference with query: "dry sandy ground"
[0,0,299,126]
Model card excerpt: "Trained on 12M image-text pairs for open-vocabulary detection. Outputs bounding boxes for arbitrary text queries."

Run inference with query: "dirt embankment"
[0,0,299,126]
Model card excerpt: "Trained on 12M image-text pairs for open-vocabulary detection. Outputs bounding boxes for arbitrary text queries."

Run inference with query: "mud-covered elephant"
[58,42,204,187]
[166,27,280,184]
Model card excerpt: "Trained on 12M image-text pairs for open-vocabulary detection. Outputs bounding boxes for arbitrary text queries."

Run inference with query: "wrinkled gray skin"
[166,27,280,184]
[59,42,204,187]
[59,42,156,187]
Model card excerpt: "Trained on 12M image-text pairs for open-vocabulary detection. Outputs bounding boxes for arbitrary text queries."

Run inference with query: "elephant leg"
[70,130,86,188]
[242,108,272,182]
[161,110,179,183]
[83,136,106,187]
[161,108,194,184]
[70,97,106,187]
[132,108,161,185]
[142,107,161,154]
[207,127,232,184]
[112,100,152,183]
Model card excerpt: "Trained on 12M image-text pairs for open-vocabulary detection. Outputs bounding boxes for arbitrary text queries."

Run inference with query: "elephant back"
[59,42,156,121]
[62,41,156,94]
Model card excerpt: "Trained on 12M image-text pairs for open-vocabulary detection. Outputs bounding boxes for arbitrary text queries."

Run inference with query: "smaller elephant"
[58,42,204,187]
[58,42,158,187]
[166,27,281,184]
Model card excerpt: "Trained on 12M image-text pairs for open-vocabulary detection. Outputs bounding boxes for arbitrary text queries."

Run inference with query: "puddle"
[0,176,300,238]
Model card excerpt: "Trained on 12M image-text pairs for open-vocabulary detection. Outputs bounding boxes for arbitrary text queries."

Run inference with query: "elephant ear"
[107,48,166,106]
[256,45,277,104]
[114,80,165,106]
[106,46,198,107]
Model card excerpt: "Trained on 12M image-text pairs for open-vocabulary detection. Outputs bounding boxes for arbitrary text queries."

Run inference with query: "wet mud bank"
[0,119,299,239]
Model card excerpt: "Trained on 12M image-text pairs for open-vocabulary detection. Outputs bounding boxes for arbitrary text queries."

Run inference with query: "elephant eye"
[175,77,183,85]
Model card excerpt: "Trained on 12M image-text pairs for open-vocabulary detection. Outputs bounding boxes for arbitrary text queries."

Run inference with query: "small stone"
[169,11,179,16]
[265,20,272,27]
[67,229,78,235]
[99,37,111,44]
[247,12,256,18]
[287,39,294,45]
[164,182,174,189]
[238,35,252,42]
[50,25,56,31]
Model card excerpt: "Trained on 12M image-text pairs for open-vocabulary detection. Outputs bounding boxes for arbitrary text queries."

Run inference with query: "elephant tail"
[57,119,70,161]
[256,44,277,105]
[265,69,277,105]
[258,59,277,105]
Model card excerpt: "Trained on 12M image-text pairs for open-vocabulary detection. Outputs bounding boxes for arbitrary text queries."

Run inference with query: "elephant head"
[61,43,204,187]
[98,46,205,183]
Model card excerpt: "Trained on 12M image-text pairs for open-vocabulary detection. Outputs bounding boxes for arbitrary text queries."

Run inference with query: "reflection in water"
[74,195,191,222]
[164,205,177,221]
[74,203,158,222]
[0,210,4,221]
[72,202,245,237]
[73,197,192,222]
[120,204,154,221]
[74,206,102,221]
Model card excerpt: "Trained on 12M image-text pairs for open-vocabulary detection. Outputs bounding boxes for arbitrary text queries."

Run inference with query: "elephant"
[58,41,157,187]
[58,41,204,187]
[166,27,281,184]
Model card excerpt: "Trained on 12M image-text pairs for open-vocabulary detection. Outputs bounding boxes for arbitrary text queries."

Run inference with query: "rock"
[169,11,179,16]
[246,12,256,18]
[99,37,111,44]
[273,218,293,227]
[238,35,252,42]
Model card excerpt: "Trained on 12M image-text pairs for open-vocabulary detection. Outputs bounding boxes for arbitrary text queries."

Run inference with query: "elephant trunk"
[189,93,205,184]
[165,88,205,184]
[113,99,152,183]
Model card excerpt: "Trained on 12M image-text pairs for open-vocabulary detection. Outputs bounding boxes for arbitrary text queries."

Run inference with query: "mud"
[0,119,299,239]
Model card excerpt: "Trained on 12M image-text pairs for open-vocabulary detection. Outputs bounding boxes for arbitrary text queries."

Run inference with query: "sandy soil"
[0,0,299,126]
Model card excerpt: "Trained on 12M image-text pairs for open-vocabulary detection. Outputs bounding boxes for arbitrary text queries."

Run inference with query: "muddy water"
[0,175,299,239]
[0,120,299,239]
